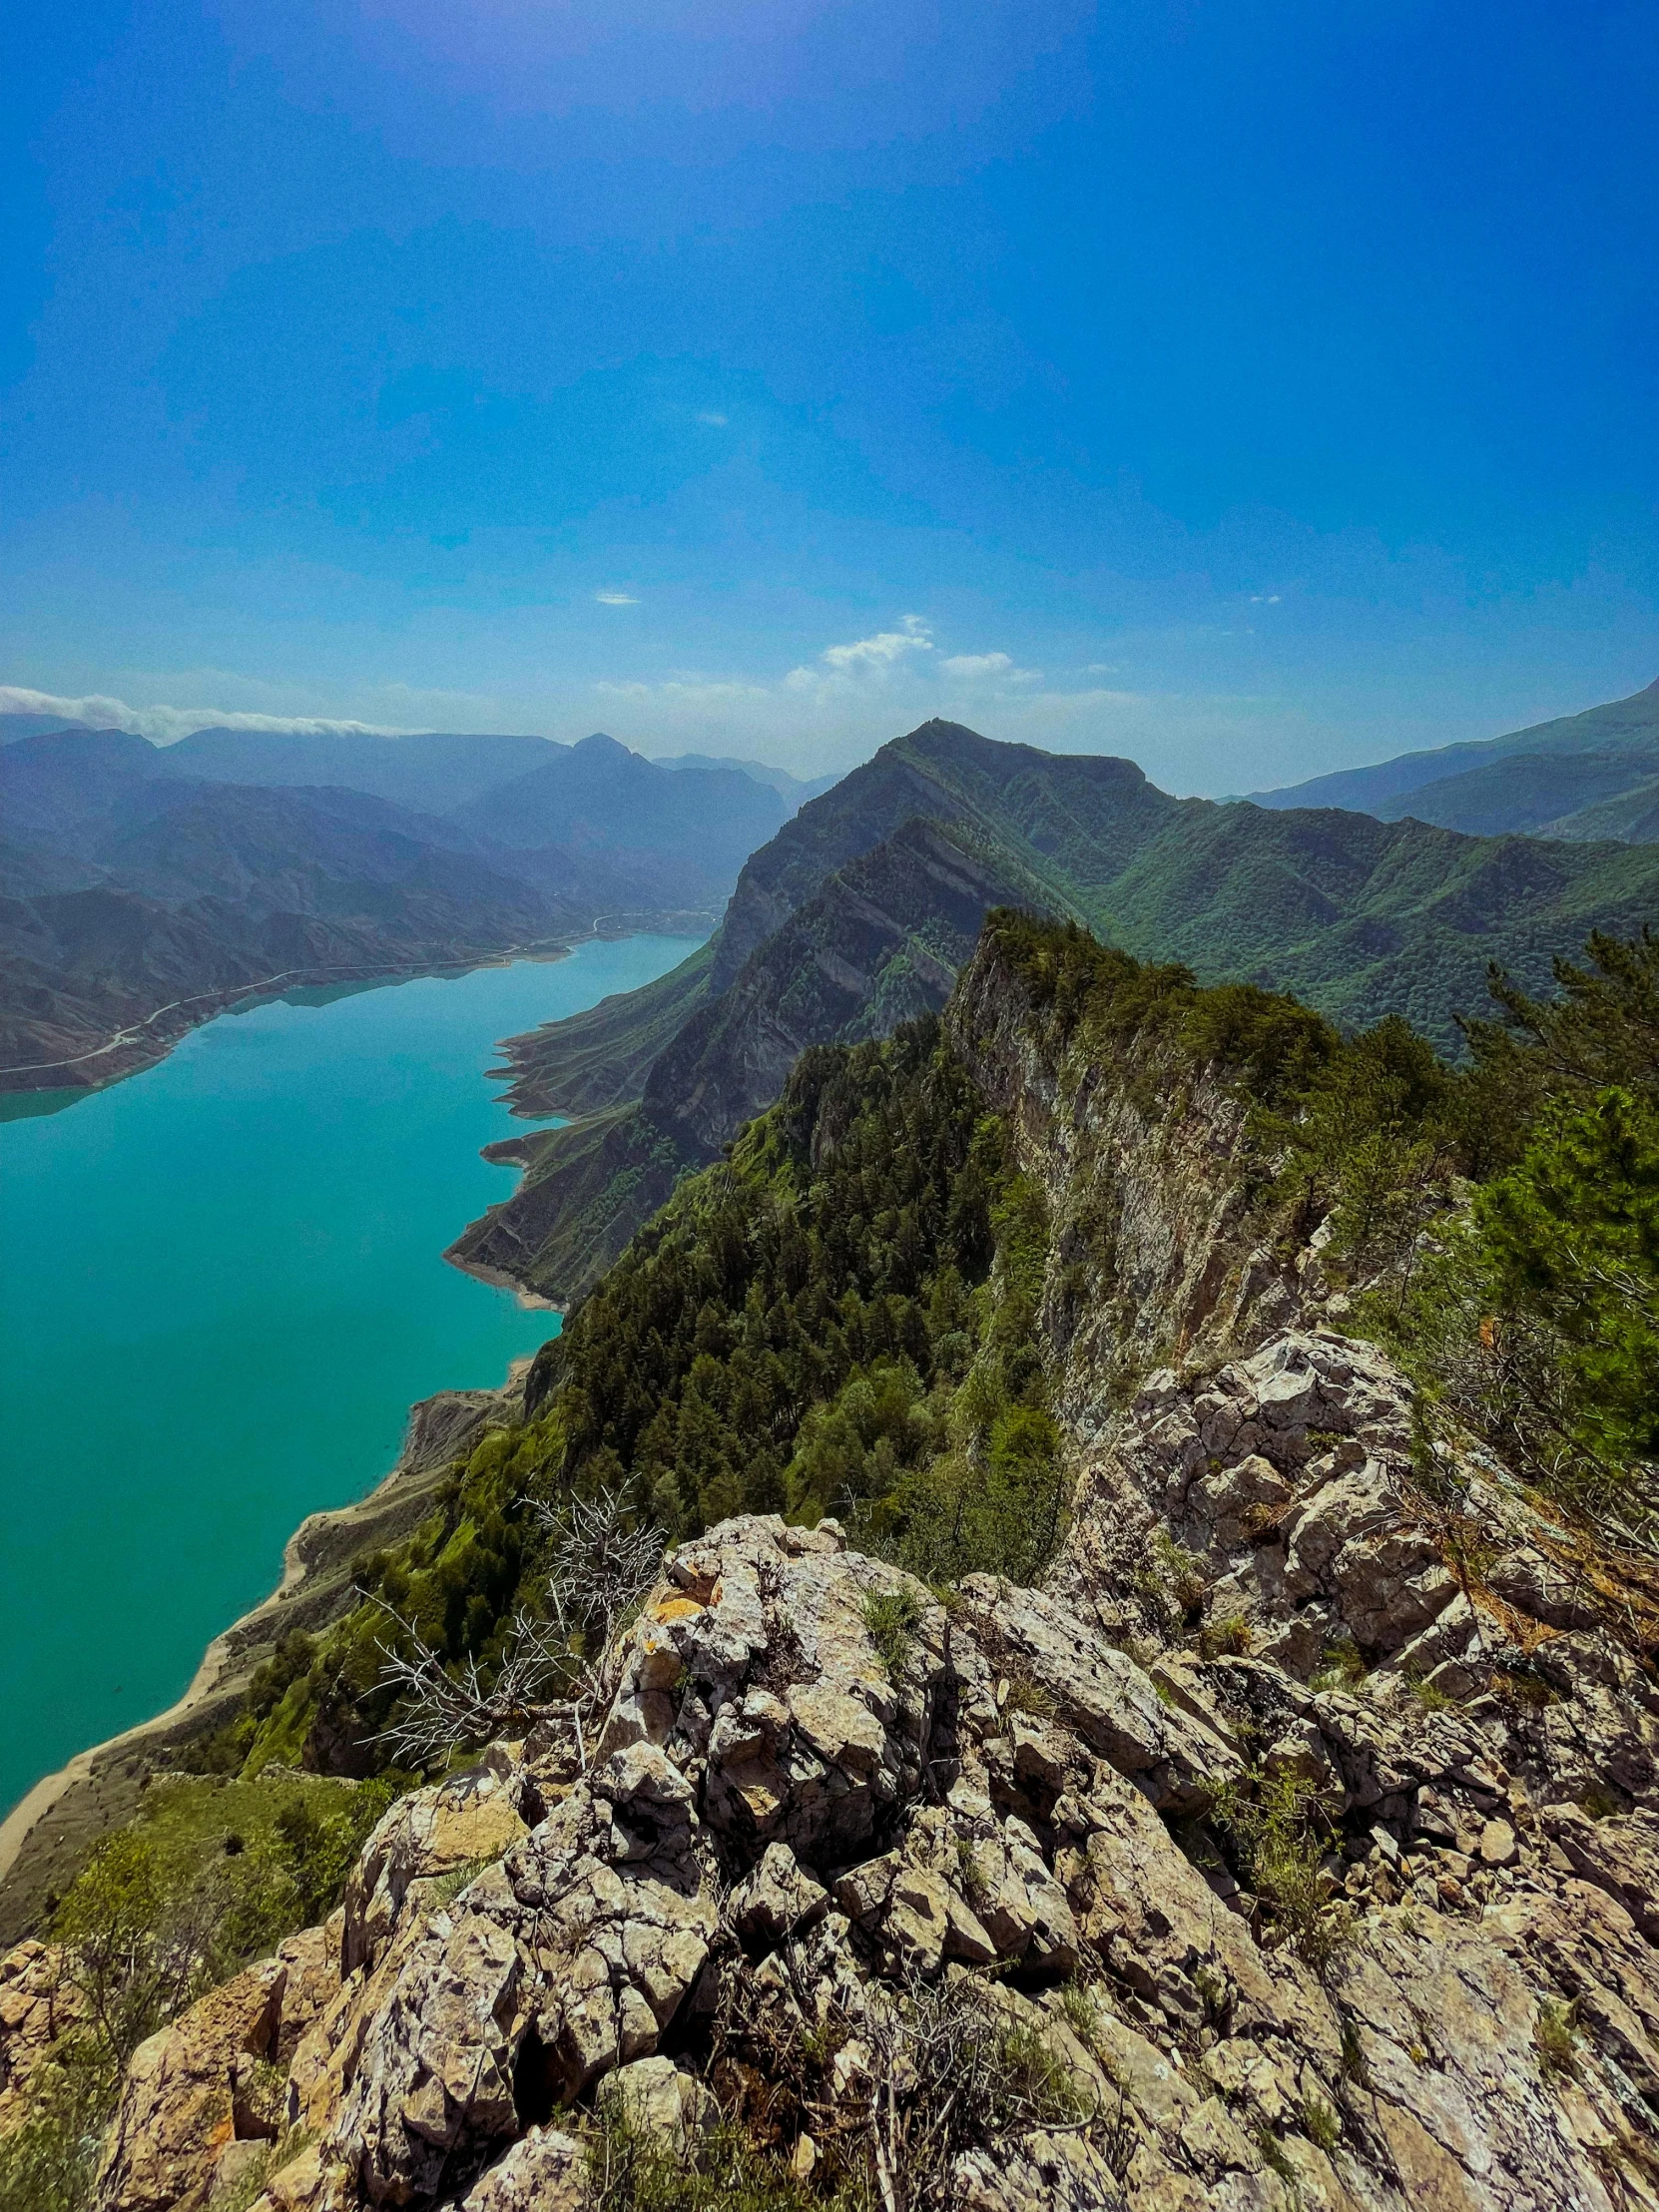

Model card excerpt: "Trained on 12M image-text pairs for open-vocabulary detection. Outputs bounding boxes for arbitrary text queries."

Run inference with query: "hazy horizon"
[7,3,1656,796]
[5,670,1657,804]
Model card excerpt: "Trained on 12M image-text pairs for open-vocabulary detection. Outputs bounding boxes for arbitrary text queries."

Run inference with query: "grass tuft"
[861,1586,924,1682]
[1302,2094,1341,2156]
[1535,1998,1579,2081]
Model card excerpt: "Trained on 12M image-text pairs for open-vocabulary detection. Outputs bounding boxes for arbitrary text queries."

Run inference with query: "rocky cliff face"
[642,819,1068,1161]
[16,927,1659,2212]
[76,1474,1659,2212]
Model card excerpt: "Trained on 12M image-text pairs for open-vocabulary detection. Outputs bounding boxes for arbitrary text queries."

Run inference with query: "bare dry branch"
[366,1485,665,1767]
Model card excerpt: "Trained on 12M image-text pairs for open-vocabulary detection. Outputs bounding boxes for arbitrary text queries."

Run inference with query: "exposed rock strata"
[73,1484,1659,2212]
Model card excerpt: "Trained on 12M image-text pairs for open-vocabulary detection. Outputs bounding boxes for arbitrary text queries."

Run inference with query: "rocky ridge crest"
[70,1351,1659,2211]
[12,921,1659,2211]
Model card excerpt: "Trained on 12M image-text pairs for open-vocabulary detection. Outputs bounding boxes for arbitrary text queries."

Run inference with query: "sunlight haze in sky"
[4,1,1656,791]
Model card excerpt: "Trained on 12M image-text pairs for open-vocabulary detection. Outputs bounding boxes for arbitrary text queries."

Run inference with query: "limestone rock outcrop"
[65,1472,1648,2212]
[98,1929,341,2212]
[0,1938,84,2134]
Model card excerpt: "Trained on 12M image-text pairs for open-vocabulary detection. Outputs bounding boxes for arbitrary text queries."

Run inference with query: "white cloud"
[695,411,729,426]
[1248,594,1283,606]
[0,685,410,744]
[595,675,771,707]
[813,613,934,674]
[595,591,640,606]
[939,652,1041,683]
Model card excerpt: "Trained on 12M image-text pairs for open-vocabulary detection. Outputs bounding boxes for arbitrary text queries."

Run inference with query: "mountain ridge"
[1249,675,1659,833]
[461,714,1659,1306]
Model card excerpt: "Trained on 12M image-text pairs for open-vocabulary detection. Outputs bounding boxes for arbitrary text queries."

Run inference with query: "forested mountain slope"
[462,716,1659,1306]
[11,912,1657,2211]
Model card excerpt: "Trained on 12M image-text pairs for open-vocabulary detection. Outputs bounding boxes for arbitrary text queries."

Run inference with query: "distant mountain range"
[450,714,1659,1306]
[1249,677,1659,837]
[0,724,807,1093]
[659,754,841,808]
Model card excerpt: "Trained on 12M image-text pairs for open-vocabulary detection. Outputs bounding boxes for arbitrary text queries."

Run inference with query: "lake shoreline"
[0,940,577,1105]
[0,1365,528,1943]
[2,905,722,1105]
[445,1249,565,1312]
[1,935,704,1926]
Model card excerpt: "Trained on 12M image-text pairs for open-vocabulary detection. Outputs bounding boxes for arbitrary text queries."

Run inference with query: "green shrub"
[0,2041,118,2212]
[1058,1978,1106,2053]
[1406,1672,1456,1712]
[1535,1998,1579,2080]
[1254,2124,1298,2184]
[1000,1667,1057,1722]
[1198,1614,1252,1659]
[50,1774,393,2067]
[1310,1640,1367,1693]
[1135,1531,1207,1629]
[1382,929,1659,1543]
[1206,1771,1351,1972]
[1302,2093,1342,2155]
[860,1586,924,1681]
[585,2113,865,2212]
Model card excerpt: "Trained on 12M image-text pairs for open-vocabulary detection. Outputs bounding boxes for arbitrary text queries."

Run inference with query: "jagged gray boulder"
[162,1472,1658,2212]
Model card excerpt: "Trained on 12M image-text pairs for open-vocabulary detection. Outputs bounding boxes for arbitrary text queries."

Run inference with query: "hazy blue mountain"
[0,726,794,1092]
[658,753,842,807]
[450,733,789,900]
[1248,678,1659,833]
[158,726,565,814]
[0,712,102,744]
[0,728,164,847]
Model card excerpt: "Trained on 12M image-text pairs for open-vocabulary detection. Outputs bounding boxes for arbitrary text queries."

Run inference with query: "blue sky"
[3,0,1656,790]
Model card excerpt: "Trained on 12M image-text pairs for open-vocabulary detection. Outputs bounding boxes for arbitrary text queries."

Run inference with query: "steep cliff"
[468,714,1659,1310]
[8,914,1659,2212]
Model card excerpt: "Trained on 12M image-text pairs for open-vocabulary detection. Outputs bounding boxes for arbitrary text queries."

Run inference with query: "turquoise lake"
[0,934,697,1819]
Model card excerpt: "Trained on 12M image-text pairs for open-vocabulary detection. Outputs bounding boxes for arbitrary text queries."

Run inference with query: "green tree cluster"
[201,918,1659,1782]
[1392,930,1659,1527]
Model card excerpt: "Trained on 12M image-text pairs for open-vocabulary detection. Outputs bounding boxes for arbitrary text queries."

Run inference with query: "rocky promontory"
[41,1326,1659,2210]
[8,907,1659,2211]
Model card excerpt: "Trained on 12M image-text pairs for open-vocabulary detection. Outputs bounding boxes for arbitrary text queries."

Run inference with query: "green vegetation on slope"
[493,935,715,1119]
[452,1099,705,1308]
[1383,930,1659,1535]
[209,915,1659,1783]
[0,1771,389,2212]
[206,1014,1067,1775]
